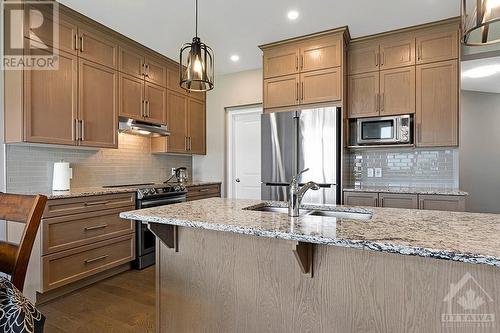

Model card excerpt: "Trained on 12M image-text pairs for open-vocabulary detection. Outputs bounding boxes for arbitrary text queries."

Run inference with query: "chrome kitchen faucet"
[288,168,320,217]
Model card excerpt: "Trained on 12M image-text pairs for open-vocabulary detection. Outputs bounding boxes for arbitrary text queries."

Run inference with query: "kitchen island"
[120,198,500,332]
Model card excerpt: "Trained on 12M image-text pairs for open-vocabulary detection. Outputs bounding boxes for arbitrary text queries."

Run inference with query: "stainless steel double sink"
[247,205,372,220]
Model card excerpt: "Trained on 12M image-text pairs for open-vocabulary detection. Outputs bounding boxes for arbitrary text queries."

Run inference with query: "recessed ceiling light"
[462,64,500,78]
[230,55,240,62]
[287,10,299,20]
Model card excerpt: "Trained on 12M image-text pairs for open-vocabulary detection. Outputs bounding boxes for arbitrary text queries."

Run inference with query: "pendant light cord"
[195,0,198,38]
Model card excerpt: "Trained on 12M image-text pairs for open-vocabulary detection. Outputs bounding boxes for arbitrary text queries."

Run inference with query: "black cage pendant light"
[180,0,214,92]
[462,0,500,45]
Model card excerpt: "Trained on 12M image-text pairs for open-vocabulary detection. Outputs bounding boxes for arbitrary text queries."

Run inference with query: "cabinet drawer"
[186,185,221,199]
[379,193,418,209]
[42,234,135,292]
[44,193,136,218]
[42,207,135,255]
[343,192,379,207]
[419,195,465,212]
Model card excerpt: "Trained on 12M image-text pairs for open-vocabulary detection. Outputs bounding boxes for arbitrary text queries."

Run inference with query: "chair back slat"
[0,193,47,291]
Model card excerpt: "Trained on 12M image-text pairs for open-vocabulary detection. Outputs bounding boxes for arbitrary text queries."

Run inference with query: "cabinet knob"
[236,178,241,183]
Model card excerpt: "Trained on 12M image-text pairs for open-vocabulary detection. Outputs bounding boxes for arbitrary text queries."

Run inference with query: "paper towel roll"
[52,162,72,191]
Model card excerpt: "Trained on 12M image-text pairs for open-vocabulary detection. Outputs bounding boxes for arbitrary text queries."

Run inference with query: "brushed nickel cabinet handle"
[79,36,84,52]
[84,224,108,231]
[300,55,303,70]
[147,101,151,117]
[375,53,379,67]
[381,93,385,111]
[199,189,210,192]
[417,46,421,61]
[295,56,298,71]
[381,52,385,66]
[84,255,109,264]
[296,82,299,101]
[141,100,145,117]
[80,120,85,141]
[74,34,78,50]
[189,137,192,151]
[84,200,109,206]
[184,137,187,151]
[301,82,304,101]
[146,64,150,77]
[380,198,384,207]
[74,119,79,141]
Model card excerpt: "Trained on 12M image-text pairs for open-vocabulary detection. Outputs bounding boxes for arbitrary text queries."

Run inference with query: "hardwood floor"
[39,266,155,333]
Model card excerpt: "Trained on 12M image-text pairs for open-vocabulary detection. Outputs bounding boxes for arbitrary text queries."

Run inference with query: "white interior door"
[228,106,262,199]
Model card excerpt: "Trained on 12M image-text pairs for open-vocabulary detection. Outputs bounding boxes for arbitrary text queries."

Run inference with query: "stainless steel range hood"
[119,118,170,137]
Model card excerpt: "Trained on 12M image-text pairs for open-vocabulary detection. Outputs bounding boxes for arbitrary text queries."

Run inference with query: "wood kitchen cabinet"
[118,45,145,79]
[151,91,206,155]
[379,193,418,209]
[343,192,379,207]
[379,66,415,116]
[77,26,118,69]
[261,30,347,111]
[416,60,458,147]
[119,73,144,120]
[23,47,78,145]
[418,195,465,212]
[348,72,380,118]
[348,42,380,74]
[78,58,118,148]
[416,30,458,65]
[378,35,415,70]
[145,82,167,125]
[144,55,167,87]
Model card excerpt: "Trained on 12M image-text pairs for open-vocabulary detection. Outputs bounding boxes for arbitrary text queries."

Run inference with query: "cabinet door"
[145,56,167,87]
[379,36,415,70]
[167,63,185,94]
[78,26,118,69]
[379,193,418,209]
[188,98,206,155]
[419,195,465,212]
[416,30,458,64]
[78,59,118,148]
[300,68,341,104]
[379,67,415,116]
[348,72,380,118]
[263,74,299,109]
[263,44,299,79]
[145,82,167,125]
[165,90,188,153]
[24,49,77,145]
[118,73,144,121]
[300,35,341,72]
[343,192,379,207]
[25,4,78,55]
[416,60,458,147]
[348,42,379,74]
[118,45,144,78]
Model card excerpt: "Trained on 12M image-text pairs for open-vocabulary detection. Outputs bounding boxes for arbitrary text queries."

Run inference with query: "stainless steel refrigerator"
[261,107,340,205]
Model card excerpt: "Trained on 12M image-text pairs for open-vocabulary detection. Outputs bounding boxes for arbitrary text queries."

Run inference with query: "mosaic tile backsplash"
[6,133,192,193]
[347,148,459,188]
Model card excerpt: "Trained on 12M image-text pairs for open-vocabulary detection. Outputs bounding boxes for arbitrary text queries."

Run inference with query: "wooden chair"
[0,193,47,291]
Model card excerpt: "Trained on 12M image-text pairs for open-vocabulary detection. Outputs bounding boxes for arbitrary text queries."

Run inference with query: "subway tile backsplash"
[6,133,192,194]
[347,148,459,188]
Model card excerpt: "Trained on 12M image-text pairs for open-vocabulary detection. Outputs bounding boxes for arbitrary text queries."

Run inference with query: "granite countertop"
[120,198,500,268]
[343,185,468,196]
[28,180,222,200]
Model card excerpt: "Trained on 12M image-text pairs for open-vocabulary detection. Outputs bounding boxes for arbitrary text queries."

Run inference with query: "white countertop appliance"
[52,161,72,191]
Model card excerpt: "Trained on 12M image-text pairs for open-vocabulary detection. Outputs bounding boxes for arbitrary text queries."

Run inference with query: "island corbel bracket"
[148,223,179,252]
[292,241,313,277]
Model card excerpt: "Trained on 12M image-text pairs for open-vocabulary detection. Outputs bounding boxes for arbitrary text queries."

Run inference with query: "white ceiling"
[58,0,460,75]
[462,57,500,93]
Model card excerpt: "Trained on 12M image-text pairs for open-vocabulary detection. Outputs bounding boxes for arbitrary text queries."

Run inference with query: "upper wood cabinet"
[118,45,145,78]
[187,98,206,155]
[263,44,299,79]
[263,74,299,109]
[261,30,347,111]
[145,55,167,87]
[348,72,379,118]
[300,36,342,72]
[24,48,78,145]
[118,73,144,120]
[379,66,415,116]
[379,35,415,70]
[78,58,118,148]
[416,30,458,65]
[77,26,118,69]
[416,60,458,147]
[300,68,341,104]
[348,42,379,74]
[145,82,167,125]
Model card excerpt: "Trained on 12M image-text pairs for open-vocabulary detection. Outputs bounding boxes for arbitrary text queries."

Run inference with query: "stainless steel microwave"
[354,115,412,145]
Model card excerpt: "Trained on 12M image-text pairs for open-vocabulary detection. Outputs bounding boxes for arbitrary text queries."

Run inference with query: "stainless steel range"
[104,183,187,269]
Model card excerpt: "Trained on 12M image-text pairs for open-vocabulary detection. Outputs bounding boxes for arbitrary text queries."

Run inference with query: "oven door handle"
[140,196,186,208]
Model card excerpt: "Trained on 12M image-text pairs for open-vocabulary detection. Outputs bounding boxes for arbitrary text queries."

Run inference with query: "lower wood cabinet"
[379,193,418,209]
[186,184,221,202]
[343,191,379,207]
[418,194,465,212]
[40,193,136,293]
[343,191,465,212]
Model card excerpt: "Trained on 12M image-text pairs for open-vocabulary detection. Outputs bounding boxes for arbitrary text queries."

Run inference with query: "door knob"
[235,178,241,183]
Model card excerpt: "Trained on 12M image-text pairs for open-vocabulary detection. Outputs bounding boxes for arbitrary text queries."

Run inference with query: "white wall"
[192,69,262,197]
[460,90,500,213]
[1,3,6,241]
